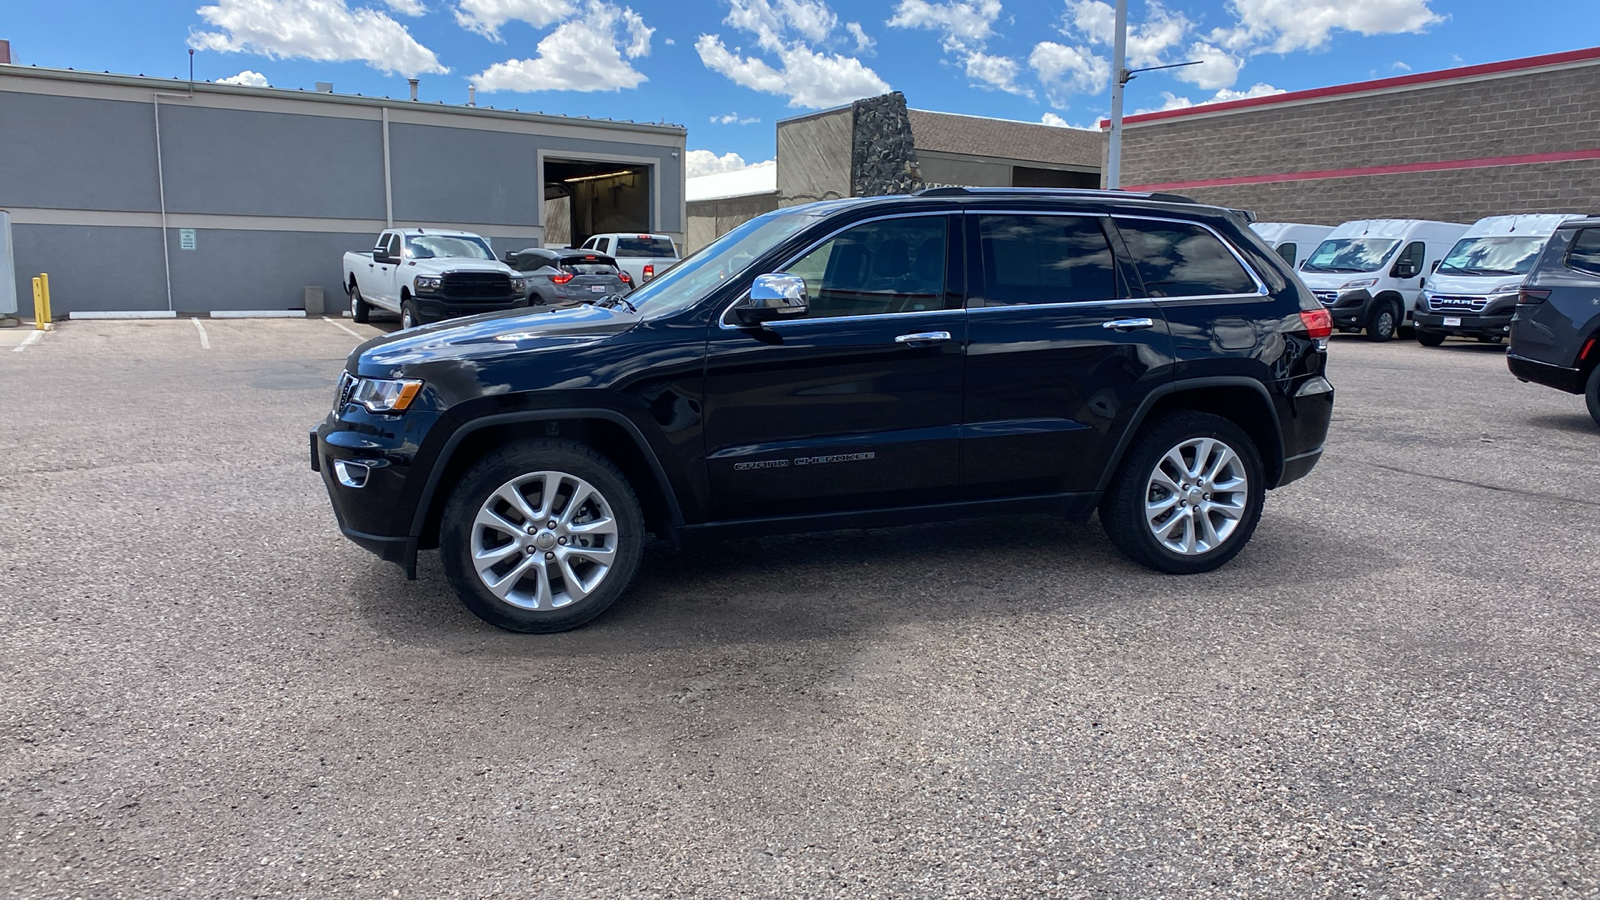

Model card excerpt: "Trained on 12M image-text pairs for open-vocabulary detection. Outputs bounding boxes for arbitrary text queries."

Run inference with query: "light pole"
[1104,0,1201,189]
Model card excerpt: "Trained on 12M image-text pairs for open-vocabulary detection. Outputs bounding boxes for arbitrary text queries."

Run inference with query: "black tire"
[1099,411,1266,575]
[1365,300,1399,342]
[1586,365,1600,428]
[349,281,370,324]
[401,296,421,330]
[1416,329,1446,347]
[440,440,645,633]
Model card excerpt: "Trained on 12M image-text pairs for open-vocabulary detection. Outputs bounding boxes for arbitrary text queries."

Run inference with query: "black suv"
[1508,216,1600,425]
[312,189,1335,632]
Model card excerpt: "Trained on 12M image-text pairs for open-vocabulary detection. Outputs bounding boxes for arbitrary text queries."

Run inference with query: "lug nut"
[557,537,567,545]
[545,551,556,560]
[526,526,538,535]
[547,520,558,529]
[526,545,537,554]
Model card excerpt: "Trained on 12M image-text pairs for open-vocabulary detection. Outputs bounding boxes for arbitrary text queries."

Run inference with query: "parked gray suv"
[1507,216,1600,425]
[505,248,633,307]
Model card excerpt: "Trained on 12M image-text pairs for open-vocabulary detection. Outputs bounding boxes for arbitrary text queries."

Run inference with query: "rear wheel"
[1416,329,1446,347]
[349,282,370,324]
[1586,366,1600,427]
[1100,411,1266,574]
[440,440,644,633]
[1365,301,1398,342]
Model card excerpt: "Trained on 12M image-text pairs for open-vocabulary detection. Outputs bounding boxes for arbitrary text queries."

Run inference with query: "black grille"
[336,371,357,410]
[441,271,514,301]
[1429,294,1488,312]
[1312,290,1338,305]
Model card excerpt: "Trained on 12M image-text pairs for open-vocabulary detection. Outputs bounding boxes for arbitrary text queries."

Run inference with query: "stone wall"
[851,93,924,197]
[1119,60,1600,224]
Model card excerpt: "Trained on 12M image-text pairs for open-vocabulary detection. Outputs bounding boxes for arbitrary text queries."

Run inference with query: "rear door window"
[976,214,1121,305]
[1115,219,1258,298]
[1566,228,1600,276]
[614,237,678,258]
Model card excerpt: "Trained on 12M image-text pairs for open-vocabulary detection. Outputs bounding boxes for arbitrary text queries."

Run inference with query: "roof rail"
[914,186,1199,204]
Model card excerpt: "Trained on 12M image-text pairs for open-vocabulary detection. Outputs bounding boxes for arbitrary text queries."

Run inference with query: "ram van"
[1298,219,1467,341]
[1414,213,1585,346]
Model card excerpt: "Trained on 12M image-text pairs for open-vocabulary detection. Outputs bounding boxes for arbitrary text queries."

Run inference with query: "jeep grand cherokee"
[312,189,1335,633]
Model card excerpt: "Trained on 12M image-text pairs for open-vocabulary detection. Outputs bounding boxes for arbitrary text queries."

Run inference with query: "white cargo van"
[1298,219,1468,341]
[1413,213,1587,347]
[1250,222,1333,269]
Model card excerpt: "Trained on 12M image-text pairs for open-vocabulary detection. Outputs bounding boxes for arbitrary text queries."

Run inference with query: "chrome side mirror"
[733,273,809,325]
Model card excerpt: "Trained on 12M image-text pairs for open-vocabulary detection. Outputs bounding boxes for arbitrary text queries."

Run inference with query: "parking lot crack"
[1369,462,1586,507]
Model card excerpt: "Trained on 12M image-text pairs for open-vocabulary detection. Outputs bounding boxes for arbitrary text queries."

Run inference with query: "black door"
[702,214,967,520]
[961,211,1173,498]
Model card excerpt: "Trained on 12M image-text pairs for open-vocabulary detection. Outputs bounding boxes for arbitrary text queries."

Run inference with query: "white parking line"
[324,316,364,339]
[192,318,211,350]
[12,331,43,353]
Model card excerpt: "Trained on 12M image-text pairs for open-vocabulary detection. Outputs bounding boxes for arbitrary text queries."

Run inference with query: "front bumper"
[414,294,521,321]
[311,411,429,574]
[1507,352,1586,394]
[1322,290,1373,330]
[1414,311,1512,338]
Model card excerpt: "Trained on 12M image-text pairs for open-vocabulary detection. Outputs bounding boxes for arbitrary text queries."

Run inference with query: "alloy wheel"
[1143,437,1250,556]
[469,471,619,610]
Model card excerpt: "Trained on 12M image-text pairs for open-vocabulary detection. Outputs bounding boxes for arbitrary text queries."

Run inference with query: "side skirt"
[673,493,1100,546]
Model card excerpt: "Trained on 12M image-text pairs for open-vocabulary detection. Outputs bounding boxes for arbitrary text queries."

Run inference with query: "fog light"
[333,459,371,488]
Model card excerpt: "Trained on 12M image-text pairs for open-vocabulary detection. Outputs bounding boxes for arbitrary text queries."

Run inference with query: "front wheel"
[1416,329,1446,347]
[401,297,420,330]
[1100,411,1266,574]
[349,282,370,324]
[1365,301,1398,342]
[439,441,645,633]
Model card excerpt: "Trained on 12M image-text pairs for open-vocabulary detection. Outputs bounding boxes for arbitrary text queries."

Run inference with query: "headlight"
[1339,278,1378,291]
[511,276,531,292]
[414,275,442,292]
[350,377,424,413]
[1490,282,1523,295]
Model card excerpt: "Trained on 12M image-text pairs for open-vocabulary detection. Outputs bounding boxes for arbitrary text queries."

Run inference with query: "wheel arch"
[1098,377,1287,494]
[409,410,684,565]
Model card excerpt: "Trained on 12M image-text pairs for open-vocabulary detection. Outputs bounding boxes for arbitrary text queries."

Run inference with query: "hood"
[405,257,517,276]
[354,303,639,374]
[1424,272,1527,296]
[1296,270,1377,290]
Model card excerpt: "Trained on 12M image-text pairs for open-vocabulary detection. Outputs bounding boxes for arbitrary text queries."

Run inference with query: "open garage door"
[543,159,651,249]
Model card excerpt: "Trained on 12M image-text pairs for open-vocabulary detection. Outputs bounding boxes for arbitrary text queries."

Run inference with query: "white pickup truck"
[343,228,532,329]
[575,233,680,286]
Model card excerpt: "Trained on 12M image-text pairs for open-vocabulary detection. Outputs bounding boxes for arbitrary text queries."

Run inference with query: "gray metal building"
[0,66,686,315]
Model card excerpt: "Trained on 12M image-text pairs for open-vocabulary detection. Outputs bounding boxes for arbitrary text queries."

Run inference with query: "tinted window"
[1565,228,1600,277]
[383,234,401,258]
[1393,240,1425,276]
[781,216,948,319]
[1275,242,1297,266]
[562,262,620,276]
[1302,238,1399,274]
[614,237,678,258]
[977,215,1119,305]
[1116,219,1258,297]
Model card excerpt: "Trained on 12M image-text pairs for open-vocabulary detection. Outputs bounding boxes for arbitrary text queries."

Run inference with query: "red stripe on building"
[1124,148,1600,193]
[1097,45,1600,129]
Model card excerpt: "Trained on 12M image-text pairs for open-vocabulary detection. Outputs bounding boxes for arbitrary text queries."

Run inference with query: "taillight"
[1518,287,1551,305]
[552,273,574,284]
[1299,308,1332,340]
[643,264,655,281]
[618,271,632,284]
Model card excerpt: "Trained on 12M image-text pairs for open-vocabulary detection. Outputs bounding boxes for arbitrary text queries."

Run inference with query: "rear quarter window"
[1566,228,1600,277]
[1115,218,1260,298]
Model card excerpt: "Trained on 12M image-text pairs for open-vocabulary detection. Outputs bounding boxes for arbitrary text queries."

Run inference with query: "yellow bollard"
[32,277,44,330]
[37,272,52,329]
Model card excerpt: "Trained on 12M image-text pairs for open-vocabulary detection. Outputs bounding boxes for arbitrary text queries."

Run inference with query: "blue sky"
[5,0,1596,176]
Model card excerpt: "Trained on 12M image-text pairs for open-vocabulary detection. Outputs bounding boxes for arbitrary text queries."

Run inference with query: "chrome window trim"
[1111,214,1272,301]
[716,210,959,330]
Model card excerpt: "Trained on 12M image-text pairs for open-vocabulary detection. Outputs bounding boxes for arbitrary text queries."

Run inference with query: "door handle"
[894,331,953,344]
[1102,317,1155,331]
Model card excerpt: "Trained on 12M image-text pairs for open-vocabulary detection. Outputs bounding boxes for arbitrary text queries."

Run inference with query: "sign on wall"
[179,228,196,250]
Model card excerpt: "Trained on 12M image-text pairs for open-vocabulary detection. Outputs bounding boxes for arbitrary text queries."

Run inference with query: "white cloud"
[710,111,761,124]
[845,21,874,52]
[1391,60,1411,72]
[382,0,427,15]
[697,0,888,108]
[472,1,652,92]
[1067,0,1115,44]
[685,150,772,178]
[1173,41,1241,91]
[1040,112,1068,126]
[218,69,271,86]
[455,0,575,39]
[1029,40,1109,100]
[190,0,448,77]
[1215,0,1443,54]
[1137,81,1283,114]
[888,0,1025,95]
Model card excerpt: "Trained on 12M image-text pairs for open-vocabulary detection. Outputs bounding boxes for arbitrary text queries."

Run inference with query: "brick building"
[1115,47,1600,224]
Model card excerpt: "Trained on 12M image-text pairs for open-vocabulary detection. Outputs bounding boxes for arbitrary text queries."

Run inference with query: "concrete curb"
[209,310,308,319]
[69,311,178,319]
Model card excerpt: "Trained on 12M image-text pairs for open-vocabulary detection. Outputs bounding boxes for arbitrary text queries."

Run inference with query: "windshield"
[618,212,819,319]
[1436,236,1546,276]
[613,237,678,258]
[1301,238,1400,273]
[406,234,495,261]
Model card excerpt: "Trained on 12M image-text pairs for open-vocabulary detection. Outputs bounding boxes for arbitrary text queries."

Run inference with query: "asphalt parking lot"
[3,318,1598,898]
